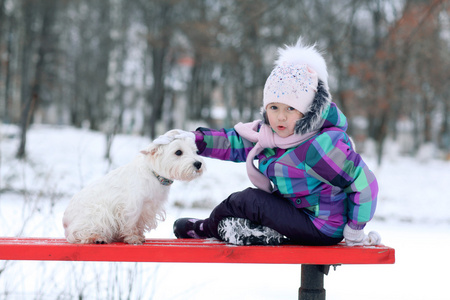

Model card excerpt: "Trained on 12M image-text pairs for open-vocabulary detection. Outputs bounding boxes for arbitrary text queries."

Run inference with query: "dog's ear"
[141,143,161,157]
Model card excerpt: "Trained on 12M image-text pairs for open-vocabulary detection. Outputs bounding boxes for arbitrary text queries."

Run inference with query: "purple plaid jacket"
[194,103,378,238]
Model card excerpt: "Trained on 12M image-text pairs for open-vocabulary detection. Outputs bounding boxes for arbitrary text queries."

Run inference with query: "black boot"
[173,218,208,239]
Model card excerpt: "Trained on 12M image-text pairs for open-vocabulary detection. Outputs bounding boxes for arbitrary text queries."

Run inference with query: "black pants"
[202,188,342,246]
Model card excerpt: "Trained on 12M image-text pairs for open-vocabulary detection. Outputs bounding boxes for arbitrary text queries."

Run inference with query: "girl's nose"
[278,112,287,121]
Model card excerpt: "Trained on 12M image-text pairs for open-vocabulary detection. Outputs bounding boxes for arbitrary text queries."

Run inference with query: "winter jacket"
[193,102,378,238]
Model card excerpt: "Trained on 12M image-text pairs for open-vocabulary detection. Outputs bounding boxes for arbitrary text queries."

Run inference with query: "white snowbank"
[0,124,449,299]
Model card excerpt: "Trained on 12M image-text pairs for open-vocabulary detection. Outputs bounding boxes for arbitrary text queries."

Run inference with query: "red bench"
[0,237,395,300]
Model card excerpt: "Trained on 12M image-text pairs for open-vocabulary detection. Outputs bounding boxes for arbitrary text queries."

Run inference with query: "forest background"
[0,1,449,298]
[0,0,449,165]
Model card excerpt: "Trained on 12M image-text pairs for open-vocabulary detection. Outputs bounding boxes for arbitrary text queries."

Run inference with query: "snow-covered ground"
[1,124,449,300]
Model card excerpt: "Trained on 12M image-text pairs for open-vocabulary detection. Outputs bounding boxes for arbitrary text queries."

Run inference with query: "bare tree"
[16,0,40,159]
[0,0,447,163]
[104,0,132,163]
[135,0,179,138]
[1,11,15,123]
[0,0,5,96]
[180,0,220,122]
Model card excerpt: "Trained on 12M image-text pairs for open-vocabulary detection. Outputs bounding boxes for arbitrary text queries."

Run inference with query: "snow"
[1,124,450,299]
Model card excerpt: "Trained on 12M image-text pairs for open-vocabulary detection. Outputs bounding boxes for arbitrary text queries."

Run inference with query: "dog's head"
[141,130,205,182]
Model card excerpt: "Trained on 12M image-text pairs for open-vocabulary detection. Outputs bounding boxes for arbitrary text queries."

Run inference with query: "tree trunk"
[17,0,57,158]
[144,2,173,138]
[16,1,36,159]
[3,17,14,123]
[149,47,166,138]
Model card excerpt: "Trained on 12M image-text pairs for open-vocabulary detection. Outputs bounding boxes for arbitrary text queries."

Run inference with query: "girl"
[167,38,380,246]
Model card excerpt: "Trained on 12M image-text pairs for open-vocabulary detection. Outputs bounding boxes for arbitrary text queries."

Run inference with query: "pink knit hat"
[263,38,328,114]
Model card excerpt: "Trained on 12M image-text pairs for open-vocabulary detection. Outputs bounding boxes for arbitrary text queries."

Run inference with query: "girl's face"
[266,102,304,138]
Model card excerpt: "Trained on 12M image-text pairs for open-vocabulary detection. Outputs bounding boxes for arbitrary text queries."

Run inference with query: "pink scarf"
[234,120,318,193]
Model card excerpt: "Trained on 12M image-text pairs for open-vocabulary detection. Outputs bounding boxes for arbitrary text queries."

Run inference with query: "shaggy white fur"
[62,130,204,244]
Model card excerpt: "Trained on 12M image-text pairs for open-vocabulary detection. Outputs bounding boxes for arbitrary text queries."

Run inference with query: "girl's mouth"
[277,126,286,131]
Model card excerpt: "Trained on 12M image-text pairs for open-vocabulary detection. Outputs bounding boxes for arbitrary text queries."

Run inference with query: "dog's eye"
[175,150,183,156]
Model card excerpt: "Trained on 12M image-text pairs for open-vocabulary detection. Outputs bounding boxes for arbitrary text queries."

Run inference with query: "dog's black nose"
[194,161,202,170]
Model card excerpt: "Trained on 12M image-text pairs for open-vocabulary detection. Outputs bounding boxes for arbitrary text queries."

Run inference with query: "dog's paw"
[124,235,145,245]
[94,239,108,244]
[82,234,111,244]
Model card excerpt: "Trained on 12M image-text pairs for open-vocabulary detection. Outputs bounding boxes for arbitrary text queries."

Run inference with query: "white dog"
[63,130,204,244]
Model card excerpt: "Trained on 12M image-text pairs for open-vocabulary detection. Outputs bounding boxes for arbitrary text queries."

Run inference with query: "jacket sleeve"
[304,131,378,230]
[193,127,255,162]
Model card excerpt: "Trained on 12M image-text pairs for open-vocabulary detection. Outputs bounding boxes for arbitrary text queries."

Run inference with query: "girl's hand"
[153,129,195,145]
[174,130,195,141]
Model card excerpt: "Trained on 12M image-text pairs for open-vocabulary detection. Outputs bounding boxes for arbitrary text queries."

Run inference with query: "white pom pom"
[275,37,329,90]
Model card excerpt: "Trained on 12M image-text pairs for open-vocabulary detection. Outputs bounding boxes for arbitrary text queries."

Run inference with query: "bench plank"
[0,237,395,265]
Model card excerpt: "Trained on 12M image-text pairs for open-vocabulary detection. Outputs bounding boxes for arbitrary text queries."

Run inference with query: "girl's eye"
[287,106,296,111]
[175,150,183,156]
[269,105,278,110]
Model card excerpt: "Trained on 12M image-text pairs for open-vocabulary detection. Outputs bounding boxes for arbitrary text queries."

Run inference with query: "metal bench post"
[298,264,329,300]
